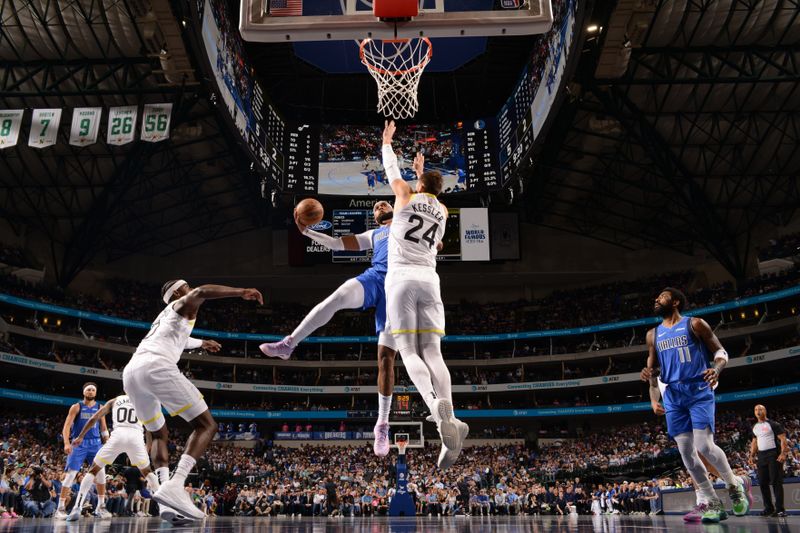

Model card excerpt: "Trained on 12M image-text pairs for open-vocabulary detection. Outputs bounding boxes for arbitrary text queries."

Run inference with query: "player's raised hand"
[413,152,425,178]
[202,340,222,352]
[241,288,264,305]
[382,120,396,144]
[71,437,83,447]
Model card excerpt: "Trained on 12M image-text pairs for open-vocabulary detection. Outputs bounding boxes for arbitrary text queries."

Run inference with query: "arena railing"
[0,284,797,343]
[1,381,798,420]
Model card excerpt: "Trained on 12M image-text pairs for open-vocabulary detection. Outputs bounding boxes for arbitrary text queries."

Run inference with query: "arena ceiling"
[1,0,799,286]
[527,0,800,281]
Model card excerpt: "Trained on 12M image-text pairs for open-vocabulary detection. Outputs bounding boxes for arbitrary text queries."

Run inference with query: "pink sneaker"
[259,336,294,360]
[1,512,10,519]
[373,423,390,457]
[10,511,18,519]
[684,503,708,522]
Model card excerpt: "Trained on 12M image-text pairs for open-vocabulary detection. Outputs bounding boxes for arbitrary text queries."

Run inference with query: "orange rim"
[359,37,433,76]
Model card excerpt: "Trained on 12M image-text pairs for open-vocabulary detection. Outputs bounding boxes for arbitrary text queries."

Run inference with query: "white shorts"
[122,357,208,431]
[94,429,149,468]
[385,276,445,340]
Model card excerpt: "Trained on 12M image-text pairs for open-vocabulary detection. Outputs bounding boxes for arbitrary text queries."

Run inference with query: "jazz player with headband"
[65,395,189,524]
[54,383,110,519]
[260,201,402,457]
[642,288,752,523]
[123,280,263,521]
[381,119,468,470]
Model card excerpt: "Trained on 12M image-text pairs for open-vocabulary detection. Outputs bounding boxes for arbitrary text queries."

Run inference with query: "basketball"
[295,198,324,227]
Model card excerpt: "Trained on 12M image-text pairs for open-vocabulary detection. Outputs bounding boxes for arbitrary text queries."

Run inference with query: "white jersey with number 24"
[388,192,446,272]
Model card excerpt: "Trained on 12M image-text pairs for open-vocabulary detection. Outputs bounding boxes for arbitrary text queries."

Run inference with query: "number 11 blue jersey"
[655,316,710,384]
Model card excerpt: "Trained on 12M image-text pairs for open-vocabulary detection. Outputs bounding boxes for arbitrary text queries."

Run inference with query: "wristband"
[713,348,728,362]
[101,431,110,438]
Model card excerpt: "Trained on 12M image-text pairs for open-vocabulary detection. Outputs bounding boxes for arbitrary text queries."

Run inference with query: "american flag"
[270,0,302,16]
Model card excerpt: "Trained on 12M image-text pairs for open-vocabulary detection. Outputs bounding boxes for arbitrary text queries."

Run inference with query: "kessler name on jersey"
[410,202,444,222]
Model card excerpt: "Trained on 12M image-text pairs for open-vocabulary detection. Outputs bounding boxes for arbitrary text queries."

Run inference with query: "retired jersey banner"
[459,207,490,261]
[28,108,62,148]
[0,110,24,150]
[69,107,102,146]
[140,103,172,142]
[106,106,138,146]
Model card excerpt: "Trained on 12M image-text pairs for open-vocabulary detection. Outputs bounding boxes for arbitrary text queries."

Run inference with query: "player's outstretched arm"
[643,329,664,415]
[296,210,374,252]
[72,400,114,446]
[382,120,413,206]
[176,285,264,318]
[62,403,80,455]
[691,317,727,386]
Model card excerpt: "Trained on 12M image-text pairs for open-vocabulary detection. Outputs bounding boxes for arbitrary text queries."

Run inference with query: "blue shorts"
[65,439,102,471]
[663,381,715,438]
[356,268,387,335]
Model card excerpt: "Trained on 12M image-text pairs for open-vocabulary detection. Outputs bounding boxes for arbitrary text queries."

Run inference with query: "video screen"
[318,124,469,196]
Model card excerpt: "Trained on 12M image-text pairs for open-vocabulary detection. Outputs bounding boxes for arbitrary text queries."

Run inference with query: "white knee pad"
[62,470,78,487]
[95,467,106,485]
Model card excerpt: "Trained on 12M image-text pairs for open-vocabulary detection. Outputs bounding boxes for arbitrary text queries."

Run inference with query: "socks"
[75,473,95,511]
[156,466,170,485]
[145,472,160,492]
[172,454,196,484]
[377,394,392,424]
[57,497,66,512]
[97,493,106,509]
[696,479,718,503]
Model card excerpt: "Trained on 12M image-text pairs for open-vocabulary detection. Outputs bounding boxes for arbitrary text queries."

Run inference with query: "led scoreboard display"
[331,209,380,264]
[463,119,500,191]
[283,123,319,193]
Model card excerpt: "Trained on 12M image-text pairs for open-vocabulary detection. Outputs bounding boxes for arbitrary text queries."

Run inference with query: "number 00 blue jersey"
[655,316,710,384]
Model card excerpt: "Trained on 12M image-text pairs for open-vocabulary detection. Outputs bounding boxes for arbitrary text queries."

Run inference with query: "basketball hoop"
[360,37,432,119]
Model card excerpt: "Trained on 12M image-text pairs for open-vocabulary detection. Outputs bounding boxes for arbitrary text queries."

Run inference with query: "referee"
[750,404,789,517]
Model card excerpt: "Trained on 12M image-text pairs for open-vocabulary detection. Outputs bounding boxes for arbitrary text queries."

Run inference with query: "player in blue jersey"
[260,200,399,456]
[54,382,110,519]
[642,288,752,523]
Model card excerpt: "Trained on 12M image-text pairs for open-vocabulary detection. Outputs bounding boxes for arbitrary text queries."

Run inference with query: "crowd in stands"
[1,406,797,518]
[0,243,33,269]
[1,264,798,349]
[758,232,800,262]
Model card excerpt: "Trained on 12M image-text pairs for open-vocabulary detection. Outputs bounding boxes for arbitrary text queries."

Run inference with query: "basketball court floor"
[3,515,798,533]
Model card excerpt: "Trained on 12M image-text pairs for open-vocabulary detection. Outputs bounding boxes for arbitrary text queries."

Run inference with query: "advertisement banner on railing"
[3,346,800,394]
[2,382,799,419]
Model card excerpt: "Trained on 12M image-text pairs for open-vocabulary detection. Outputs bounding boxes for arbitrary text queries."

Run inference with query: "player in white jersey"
[123,280,263,521]
[381,120,468,470]
[65,395,166,522]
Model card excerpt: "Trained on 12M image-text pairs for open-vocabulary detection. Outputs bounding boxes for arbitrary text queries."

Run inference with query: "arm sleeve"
[185,337,203,349]
[354,230,375,250]
[382,144,403,184]
[302,228,346,251]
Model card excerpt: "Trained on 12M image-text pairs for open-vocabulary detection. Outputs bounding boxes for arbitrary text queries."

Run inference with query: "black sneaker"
[776,511,787,518]
[761,509,776,516]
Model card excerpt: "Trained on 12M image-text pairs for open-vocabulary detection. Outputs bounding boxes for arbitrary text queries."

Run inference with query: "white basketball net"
[360,37,432,119]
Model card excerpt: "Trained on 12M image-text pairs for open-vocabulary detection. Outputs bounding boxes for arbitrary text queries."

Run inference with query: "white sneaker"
[432,399,460,450]
[53,509,68,520]
[437,419,469,470]
[159,503,194,525]
[153,479,205,520]
[65,506,81,522]
[93,507,112,519]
